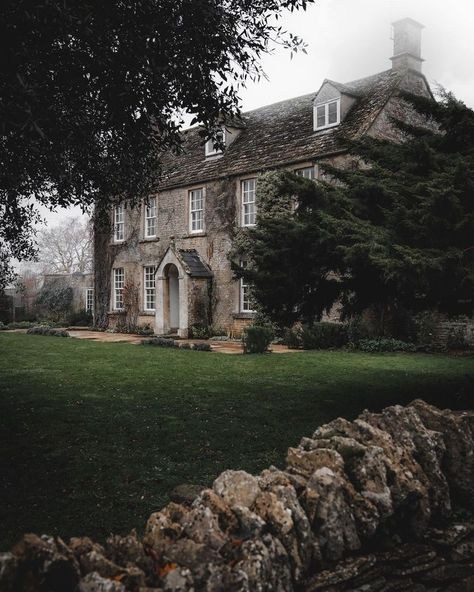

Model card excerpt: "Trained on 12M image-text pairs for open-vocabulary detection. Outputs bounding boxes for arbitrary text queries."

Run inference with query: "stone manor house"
[97,18,432,337]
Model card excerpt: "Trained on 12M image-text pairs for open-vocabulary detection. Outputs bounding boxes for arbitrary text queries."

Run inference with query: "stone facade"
[96,19,432,338]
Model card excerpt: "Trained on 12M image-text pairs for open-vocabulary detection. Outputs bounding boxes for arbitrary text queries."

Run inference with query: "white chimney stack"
[390,18,424,73]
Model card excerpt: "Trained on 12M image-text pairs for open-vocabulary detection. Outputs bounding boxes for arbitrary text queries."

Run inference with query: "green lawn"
[0,332,473,550]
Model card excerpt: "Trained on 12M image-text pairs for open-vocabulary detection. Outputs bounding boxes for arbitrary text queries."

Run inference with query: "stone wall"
[2,400,474,592]
[435,321,474,349]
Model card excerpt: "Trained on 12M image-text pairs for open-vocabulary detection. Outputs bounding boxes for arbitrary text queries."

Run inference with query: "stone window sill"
[182,232,207,239]
[139,311,155,316]
[139,237,160,244]
[232,312,256,319]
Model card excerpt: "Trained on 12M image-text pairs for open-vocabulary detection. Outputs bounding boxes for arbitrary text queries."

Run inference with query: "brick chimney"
[390,18,424,73]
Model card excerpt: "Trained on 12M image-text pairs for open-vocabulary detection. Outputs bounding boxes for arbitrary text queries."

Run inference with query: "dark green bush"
[135,323,155,336]
[141,337,177,347]
[283,327,302,349]
[346,316,373,345]
[357,338,416,353]
[68,309,93,327]
[35,281,73,323]
[192,342,212,352]
[284,323,348,349]
[242,325,274,354]
[209,325,227,337]
[27,326,69,337]
[189,324,210,339]
[0,321,38,330]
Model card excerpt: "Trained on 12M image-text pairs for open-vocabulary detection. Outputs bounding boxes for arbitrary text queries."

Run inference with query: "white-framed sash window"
[294,166,316,180]
[189,188,204,233]
[114,204,125,242]
[240,261,255,312]
[113,268,124,310]
[144,198,157,238]
[241,178,257,227]
[85,288,94,312]
[314,99,340,131]
[205,127,225,157]
[144,266,156,311]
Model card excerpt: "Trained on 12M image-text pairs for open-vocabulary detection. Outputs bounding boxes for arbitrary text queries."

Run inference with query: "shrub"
[283,327,302,349]
[300,322,347,350]
[68,309,93,327]
[414,311,442,349]
[179,342,191,350]
[357,338,416,353]
[192,342,212,352]
[209,325,227,337]
[242,325,274,354]
[141,337,177,347]
[447,326,469,350]
[35,281,73,323]
[27,326,69,337]
[135,323,155,336]
[346,316,373,345]
[0,321,38,330]
[189,324,210,339]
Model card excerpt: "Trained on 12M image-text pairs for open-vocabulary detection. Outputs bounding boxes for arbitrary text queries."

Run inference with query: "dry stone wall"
[1,399,474,592]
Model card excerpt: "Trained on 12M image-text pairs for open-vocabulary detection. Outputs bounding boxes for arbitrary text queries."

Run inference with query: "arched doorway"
[165,263,180,332]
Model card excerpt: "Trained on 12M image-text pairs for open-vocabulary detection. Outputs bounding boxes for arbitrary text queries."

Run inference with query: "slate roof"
[178,249,213,278]
[159,69,404,190]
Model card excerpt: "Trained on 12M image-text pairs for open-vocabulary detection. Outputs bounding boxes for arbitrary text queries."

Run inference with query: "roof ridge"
[343,68,397,89]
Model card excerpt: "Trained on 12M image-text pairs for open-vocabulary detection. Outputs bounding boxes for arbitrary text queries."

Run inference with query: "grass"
[0,332,473,550]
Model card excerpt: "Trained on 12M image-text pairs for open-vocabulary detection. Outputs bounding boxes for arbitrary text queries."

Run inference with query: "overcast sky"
[44,0,474,226]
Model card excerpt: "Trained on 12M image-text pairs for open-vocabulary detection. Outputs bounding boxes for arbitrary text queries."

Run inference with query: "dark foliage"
[356,338,416,353]
[191,342,212,351]
[67,309,93,327]
[285,322,347,350]
[141,336,177,347]
[27,326,69,337]
[231,171,341,327]
[35,280,73,322]
[234,91,474,327]
[0,0,312,287]
[242,325,274,353]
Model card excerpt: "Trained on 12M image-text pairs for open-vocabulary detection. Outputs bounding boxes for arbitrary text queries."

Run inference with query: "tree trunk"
[92,202,117,329]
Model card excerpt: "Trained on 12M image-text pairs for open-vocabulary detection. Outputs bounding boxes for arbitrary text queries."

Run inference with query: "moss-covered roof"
[159,69,404,190]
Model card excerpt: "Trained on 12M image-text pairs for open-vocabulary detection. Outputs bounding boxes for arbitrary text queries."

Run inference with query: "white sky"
[44,0,474,226]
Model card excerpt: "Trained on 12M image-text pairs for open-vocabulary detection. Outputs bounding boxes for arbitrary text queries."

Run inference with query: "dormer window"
[205,127,225,157]
[314,99,340,131]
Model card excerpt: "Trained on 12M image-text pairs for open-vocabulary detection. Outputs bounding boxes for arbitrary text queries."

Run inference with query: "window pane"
[114,205,124,241]
[189,189,204,232]
[240,261,255,312]
[114,268,124,309]
[242,179,257,226]
[328,101,338,124]
[86,288,94,312]
[144,266,155,310]
[316,105,326,128]
[145,198,157,237]
[295,167,314,180]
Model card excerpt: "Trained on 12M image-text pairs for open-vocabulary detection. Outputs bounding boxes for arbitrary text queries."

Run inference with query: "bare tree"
[36,217,92,274]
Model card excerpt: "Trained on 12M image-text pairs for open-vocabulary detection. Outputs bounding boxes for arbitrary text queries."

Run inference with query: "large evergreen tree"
[233,91,474,328]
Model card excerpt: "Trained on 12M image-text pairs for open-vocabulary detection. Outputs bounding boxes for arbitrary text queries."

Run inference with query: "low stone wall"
[1,400,474,592]
[436,321,474,349]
